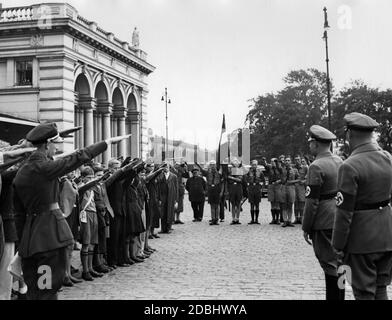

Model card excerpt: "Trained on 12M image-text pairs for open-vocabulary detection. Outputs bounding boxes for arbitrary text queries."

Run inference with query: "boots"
[294,210,302,224]
[269,209,275,224]
[254,210,260,224]
[249,210,255,224]
[81,251,93,281]
[279,209,284,223]
[275,209,282,224]
[89,251,103,277]
[325,274,345,300]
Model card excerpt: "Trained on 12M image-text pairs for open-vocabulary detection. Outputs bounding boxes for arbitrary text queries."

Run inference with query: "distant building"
[0,3,155,163]
[219,128,251,165]
[148,134,215,164]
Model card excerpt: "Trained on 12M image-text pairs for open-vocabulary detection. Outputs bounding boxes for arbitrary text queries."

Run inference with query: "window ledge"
[0,87,39,95]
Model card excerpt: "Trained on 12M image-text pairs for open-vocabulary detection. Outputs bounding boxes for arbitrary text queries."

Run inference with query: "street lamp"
[161,87,171,160]
[323,7,332,131]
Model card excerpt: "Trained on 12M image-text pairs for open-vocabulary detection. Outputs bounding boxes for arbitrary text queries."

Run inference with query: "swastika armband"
[336,191,355,211]
[305,185,321,199]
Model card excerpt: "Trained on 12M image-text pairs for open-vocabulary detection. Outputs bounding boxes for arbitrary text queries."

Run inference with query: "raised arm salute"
[13,122,130,300]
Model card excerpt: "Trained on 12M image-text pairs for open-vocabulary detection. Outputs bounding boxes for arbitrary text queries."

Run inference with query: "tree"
[332,82,392,152]
[246,68,331,159]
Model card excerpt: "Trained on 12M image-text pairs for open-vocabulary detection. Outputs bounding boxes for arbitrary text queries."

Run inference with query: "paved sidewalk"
[59,199,389,300]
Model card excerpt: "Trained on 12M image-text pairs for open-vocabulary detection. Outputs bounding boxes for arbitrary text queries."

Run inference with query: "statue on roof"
[132,27,139,48]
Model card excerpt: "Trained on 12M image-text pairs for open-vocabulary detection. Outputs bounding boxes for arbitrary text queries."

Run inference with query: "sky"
[4,0,392,150]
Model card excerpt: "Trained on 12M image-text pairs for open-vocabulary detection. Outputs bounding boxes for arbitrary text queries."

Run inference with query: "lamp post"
[161,87,171,160]
[323,7,332,131]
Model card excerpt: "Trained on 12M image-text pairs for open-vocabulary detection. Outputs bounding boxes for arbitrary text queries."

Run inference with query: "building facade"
[0,3,155,163]
[148,134,216,165]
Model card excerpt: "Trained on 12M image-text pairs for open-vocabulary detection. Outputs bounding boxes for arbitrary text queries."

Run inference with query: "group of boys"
[262,155,308,227]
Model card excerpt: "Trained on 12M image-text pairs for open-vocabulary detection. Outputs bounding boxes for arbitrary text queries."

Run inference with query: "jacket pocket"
[54,210,73,243]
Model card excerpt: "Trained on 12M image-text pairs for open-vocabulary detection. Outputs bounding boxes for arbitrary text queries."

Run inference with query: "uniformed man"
[227,158,245,225]
[302,125,344,300]
[280,157,299,227]
[277,155,285,223]
[196,160,224,225]
[173,159,189,224]
[245,160,265,224]
[262,158,281,224]
[332,112,392,300]
[294,155,308,224]
[13,123,128,299]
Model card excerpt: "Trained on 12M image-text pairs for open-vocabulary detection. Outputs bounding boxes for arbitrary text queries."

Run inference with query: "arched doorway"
[127,93,139,158]
[112,87,125,157]
[74,73,91,149]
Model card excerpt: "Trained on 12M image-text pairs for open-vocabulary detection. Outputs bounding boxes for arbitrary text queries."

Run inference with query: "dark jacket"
[186,176,206,202]
[106,168,136,217]
[0,168,19,243]
[332,142,392,253]
[13,141,107,258]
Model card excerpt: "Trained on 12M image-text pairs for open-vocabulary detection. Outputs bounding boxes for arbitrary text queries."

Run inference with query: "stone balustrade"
[0,3,147,61]
[0,6,33,21]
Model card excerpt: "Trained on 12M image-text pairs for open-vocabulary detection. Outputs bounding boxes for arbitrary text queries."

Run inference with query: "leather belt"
[319,193,336,201]
[27,203,60,216]
[355,199,391,211]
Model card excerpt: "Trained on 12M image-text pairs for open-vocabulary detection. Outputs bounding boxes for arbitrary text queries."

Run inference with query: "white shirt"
[165,172,170,180]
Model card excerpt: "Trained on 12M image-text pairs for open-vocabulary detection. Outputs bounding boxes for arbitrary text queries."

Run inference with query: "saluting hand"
[4,147,36,157]
[105,134,131,145]
[303,231,312,245]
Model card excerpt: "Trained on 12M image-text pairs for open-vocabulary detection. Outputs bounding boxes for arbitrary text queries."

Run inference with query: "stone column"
[128,110,140,158]
[111,116,118,157]
[78,109,84,148]
[97,113,102,163]
[97,102,113,165]
[84,109,94,147]
[125,121,131,156]
[79,97,96,147]
[114,107,127,158]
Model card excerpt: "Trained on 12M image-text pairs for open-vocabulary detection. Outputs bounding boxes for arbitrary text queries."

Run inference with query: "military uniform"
[227,165,244,224]
[294,163,308,223]
[245,161,265,224]
[199,162,224,225]
[302,125,344,300]
[332,113,392,300]
[265,161,282,224]
[13,123,107,299]
[279,164,299,227]
[173,163,189,224]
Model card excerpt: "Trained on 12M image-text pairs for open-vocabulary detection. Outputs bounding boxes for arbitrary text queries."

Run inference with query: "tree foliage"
[247,70,392,158]
[247,68,330,159]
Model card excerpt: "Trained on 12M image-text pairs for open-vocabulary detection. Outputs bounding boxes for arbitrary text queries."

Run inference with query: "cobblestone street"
[59,198,388,300]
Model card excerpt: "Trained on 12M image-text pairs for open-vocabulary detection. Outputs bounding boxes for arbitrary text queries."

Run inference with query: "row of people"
[0,123,185,300]
[186,156,308,227]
